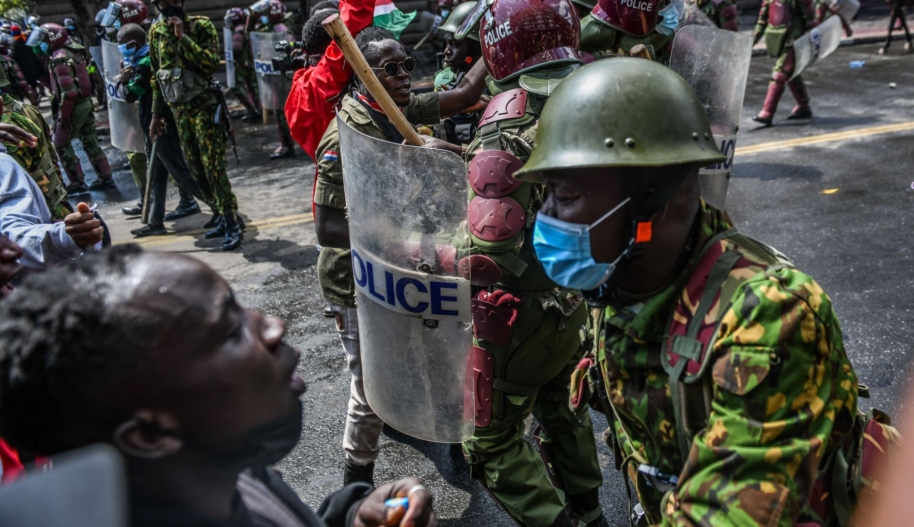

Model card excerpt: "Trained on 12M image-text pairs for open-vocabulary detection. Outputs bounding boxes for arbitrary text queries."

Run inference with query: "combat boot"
[342,460,375,487]
[203,211,222,229]
[549,511,577,527]
[66,181,89,196]
[222,211,243,251]
[270,145,295,160]
[786,79,812,120]
[242,94,263,121]
[752,81,786,127]
[205,215,225,239]
[164,201,201,221]
[122,200,143,215]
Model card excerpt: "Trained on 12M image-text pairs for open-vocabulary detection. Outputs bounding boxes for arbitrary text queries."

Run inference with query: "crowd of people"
[0,0,909,525]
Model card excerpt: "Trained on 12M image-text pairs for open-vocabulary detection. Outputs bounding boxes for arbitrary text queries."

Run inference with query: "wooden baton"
[321,14,425,147]
[629,44,652,60]
[140,136,159,225]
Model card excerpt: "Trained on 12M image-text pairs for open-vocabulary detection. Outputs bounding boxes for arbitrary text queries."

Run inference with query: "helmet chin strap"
[582,171,690,307]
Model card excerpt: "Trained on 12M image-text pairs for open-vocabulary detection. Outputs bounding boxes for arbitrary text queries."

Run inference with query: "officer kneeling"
[513,58,895,526]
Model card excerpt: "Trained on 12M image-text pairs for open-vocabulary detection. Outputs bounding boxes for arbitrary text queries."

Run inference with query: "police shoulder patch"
[322,150,339,163]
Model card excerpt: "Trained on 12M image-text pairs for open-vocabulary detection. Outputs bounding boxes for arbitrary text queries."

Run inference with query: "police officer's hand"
[355,477,437,527]
[149,114,166,137]
[64,202,104,249]
[0,123,37,149]
[116,66,135,84]
[167,16,185,39]
[0,234,23,298]
[414,135,463,156]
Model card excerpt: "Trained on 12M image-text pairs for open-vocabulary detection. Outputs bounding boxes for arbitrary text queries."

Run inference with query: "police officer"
[452,0,607,524]
[751,0,818,126]
[432,1,484,145]
[0,66,69,220]
[225,7,263,121]
[28,23,115,195]
[313,26,487,486]
[513,57,880,526]
[696,0,739,30]
[115,23,208,237]
[0,34,37,105]
[148,0,245,251]
[579,0,680,62]
[250,0,296,159]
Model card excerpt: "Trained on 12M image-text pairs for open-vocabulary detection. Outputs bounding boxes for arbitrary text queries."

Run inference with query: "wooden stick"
[322,14,425,146]
[141,137,159,225]
[630,44,652,60]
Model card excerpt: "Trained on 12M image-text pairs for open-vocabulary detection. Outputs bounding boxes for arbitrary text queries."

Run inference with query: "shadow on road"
[732,162,824,181]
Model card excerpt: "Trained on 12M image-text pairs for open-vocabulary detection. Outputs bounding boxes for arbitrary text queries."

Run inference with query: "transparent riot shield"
[791,15,844,80]
[89,45,103,70]
[338,117,475,443]
[101,40,145,153]
[250,31,292,111]
[224,26,236,88]
[831,0,860,22]
[669,25,752,210]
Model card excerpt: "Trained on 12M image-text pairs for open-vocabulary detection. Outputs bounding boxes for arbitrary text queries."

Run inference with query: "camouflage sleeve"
[179,18,221,77]
[659,268,858,527]
[405,91,442,126]
[753,0,769,40]
[0,114,38,170]
[313,119,346,210]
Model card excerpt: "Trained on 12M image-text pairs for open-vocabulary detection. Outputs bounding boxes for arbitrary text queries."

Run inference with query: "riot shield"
[677,0,716,28]
[669,25,752,210]
[224,26,236,88]
[89,45,102,69]
[831,0,860,21]
[791,15,844,80]
[101,40,145,153]
[337,117,475,443]
[250,31,292,111]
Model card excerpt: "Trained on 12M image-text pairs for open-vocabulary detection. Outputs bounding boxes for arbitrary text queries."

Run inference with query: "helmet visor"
[101,2,122,28]
[25,27,47,47]
[249,0,272,13]
[455,0,487,40]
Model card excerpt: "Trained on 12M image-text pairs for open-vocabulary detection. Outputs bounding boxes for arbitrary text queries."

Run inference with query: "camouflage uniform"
[589,202,860,526]
[579,3,675,63]
[460,67,604,527]
[48,43,113,186]
[0,52,37,104]
[697,0,740,31]
[149,16,239,216]
[0,93,70,220]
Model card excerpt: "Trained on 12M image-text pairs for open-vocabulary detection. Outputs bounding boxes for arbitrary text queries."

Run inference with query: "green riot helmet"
[515,57,725,182]
[439,1,481,41]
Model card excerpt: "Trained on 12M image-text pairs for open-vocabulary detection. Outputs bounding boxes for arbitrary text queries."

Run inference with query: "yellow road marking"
[120,212,314,248]
[736,121,914,156]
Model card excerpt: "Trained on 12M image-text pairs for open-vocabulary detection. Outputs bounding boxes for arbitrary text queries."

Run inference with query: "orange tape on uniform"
[636,222,652,244]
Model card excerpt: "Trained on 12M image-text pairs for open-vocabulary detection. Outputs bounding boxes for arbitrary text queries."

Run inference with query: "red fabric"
[285,0,375,212]
[0,437,24,484]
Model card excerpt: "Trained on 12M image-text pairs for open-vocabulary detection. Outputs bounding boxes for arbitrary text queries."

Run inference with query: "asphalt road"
[74,43,914,526]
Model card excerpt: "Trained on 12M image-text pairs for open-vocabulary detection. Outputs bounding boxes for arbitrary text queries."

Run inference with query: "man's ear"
[113,410,183,459]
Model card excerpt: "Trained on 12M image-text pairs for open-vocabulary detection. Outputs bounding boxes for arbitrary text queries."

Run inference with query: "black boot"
[549,511,577,527]
[122,201,143,215]
[164,201,201,221]
[131,224,167,237]
[222,211,243,251]
[203,211,222,229]
[205,215,225,239]
[343,461,375,487]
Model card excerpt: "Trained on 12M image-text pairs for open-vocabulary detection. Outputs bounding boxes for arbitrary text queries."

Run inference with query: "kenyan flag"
[373,0,417,40]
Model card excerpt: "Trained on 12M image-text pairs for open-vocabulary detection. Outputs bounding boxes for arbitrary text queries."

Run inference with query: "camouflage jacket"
[594,202,858,526]
[0,53,36,104]
[0,93,68,220]
[149,15,220,114]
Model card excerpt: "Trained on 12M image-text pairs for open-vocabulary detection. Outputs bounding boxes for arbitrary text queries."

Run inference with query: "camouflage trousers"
[127,151,147,191]
[274,109,293,149]
[172,103,238,215]
[228,66,260,111]
[58,98,111,183]
[463,299,603,527]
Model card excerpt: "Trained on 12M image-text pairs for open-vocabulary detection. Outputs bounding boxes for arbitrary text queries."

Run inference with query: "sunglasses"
[371,57,416,78]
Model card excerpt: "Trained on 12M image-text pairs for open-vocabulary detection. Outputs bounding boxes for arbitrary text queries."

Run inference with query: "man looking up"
[0,246,439,527]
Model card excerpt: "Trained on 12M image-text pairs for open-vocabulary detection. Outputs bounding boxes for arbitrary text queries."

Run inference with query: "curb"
[751,32,909,56]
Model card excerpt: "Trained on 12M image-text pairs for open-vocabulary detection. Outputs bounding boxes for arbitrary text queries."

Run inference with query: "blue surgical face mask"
[260,15,269,25]
[656,3,680,35]
[533,198,632,291]
[114,19,122,30]
[38,42,49,54]
[118,43,136,59]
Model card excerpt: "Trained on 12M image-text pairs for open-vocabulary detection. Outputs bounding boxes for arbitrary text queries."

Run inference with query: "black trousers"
[885,3,913,48]
[143,107,209,227]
